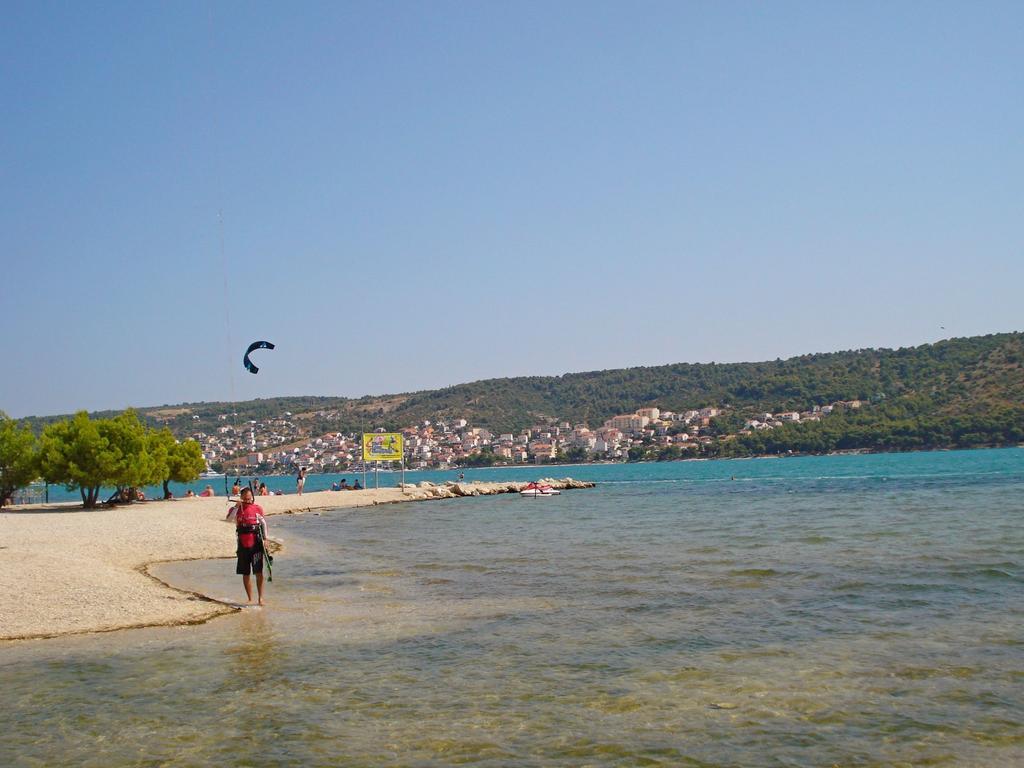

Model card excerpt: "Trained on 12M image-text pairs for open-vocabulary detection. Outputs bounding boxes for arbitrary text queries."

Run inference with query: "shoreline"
[0,479,592,643]
[217,442,1023,478]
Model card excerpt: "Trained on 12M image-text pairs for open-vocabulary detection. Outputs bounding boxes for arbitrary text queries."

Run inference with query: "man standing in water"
[227,487,268,605]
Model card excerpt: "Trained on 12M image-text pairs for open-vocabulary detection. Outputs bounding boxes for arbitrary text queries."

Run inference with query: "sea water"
[2,449,1022,766]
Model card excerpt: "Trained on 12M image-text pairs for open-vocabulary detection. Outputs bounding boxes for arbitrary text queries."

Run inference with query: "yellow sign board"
[362,433,403,462]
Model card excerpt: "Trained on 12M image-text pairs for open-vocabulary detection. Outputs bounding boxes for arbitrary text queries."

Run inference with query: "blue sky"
[2,1,1021,418]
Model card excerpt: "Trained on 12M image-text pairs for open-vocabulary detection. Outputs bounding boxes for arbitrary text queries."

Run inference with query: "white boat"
[199,469,224,479]
[520,482,560,497]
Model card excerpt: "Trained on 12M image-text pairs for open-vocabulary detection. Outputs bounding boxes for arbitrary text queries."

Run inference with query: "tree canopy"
[38,410,206,508]
[0,418,38,505]
[39,412,117,508]
[150,428,206,498]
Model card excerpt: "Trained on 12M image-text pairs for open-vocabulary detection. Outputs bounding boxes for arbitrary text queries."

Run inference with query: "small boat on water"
[199,469,224,479]
[520,482,560,497]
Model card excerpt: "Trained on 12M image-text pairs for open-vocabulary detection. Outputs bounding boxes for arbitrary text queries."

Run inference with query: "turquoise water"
[3,448,1023,766]
[34,446,1024,502]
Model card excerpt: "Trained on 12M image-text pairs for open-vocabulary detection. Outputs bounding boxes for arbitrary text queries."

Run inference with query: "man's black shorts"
[236,545,264,575]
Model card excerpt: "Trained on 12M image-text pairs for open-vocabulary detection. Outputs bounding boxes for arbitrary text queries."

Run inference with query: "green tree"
[167,439,206,495]
[39,412,118,508]
[150,428,206,498]
[563,445,588,463]
[464,449,500,467]
[708,412,746,437]
[101,410,162,496]
[0,418,39,505]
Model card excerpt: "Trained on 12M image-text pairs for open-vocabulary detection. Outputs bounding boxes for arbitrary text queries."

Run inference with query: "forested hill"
[17,333,1024,444]
[389,332,1023,431]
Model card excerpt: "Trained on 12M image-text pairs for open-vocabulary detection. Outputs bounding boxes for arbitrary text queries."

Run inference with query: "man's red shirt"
[235,502,265,548]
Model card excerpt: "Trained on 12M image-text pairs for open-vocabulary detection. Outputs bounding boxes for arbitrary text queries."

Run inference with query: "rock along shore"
[0,478,594,642]
[396,477,594,500]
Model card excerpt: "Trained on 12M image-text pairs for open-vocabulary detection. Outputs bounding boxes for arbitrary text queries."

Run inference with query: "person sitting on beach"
[199,485,215,497]
[164,489,174,500]
[231,480,241,495]
[226,487,268,605]
[352,479,362,490]
[104,488,133,505]
[185,489,195,498]
[259,482,268,496]
[135,489,146,501]
[338,478,349,490]
[331,481,340,491]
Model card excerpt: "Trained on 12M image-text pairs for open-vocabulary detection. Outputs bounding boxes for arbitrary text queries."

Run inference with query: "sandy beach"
[0,480,591,642]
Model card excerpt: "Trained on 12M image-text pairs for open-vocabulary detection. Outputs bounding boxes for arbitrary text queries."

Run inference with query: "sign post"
[362,433,404,492]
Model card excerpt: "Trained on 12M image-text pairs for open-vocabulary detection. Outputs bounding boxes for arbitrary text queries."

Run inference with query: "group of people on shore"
[163,484,217,500]
[182,486,216,498]
[226,469,364,495]
[164,468,379,501]
[329,478,363,491]
[231,479,273,497]
[107,488,147,504]
[108,483,220,503]
[232,468,308,497]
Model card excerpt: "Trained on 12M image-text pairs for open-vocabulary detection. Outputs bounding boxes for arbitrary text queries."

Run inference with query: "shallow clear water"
[3,449,1023,766]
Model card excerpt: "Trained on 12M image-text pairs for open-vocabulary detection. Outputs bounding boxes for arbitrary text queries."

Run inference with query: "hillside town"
[191,400,864,474]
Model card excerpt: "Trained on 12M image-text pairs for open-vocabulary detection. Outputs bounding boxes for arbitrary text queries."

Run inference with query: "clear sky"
[2,1,1021,418]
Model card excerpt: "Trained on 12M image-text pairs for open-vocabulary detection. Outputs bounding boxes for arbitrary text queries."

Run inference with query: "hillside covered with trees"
[14,332,1024,457]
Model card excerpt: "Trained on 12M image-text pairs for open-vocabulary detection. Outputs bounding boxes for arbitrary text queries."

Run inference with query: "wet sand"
[0,480,590,641]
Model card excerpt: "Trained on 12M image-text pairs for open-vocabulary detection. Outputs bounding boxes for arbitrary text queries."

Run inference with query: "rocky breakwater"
[393,477,595,502]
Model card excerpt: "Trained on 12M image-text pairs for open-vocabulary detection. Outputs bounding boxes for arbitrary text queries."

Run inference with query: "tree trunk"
[163,479,170,499]
[82,486,95,509]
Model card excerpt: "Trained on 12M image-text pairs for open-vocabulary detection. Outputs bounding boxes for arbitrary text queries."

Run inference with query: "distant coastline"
[231,442,1020,477]
[15,331,1023,480]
